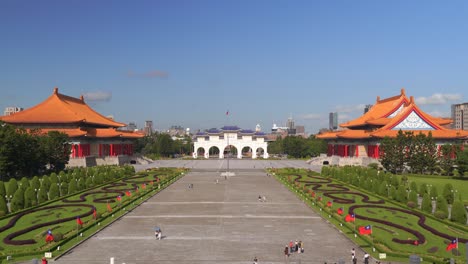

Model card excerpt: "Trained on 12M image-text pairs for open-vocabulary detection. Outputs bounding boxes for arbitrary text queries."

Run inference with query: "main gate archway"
[192,126,269,159]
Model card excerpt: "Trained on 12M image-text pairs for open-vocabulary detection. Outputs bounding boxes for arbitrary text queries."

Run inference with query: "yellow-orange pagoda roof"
[27,127,144,139]
[0,88,125,127]
[317,89,468,140]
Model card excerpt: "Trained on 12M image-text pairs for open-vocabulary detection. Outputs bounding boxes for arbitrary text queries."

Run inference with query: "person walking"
[253,256,258,264]
[284,245,289,258]
[41,257,48,264]
[363,253,369,264]
[157,229,162,240]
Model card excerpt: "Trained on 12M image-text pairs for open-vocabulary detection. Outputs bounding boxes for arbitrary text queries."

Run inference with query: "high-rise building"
[287,117,296,135]
[329,112,338,130]
[451,103,468,130]
[364,104,373,114]
[144,121,153,136]
[3,106,23,116]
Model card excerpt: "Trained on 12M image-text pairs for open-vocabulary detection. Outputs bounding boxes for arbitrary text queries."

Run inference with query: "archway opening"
[256,147,265,159]
[208,146,220,158]
[196,147,205,157]
[223,145,238,158]
[241,146,252,158]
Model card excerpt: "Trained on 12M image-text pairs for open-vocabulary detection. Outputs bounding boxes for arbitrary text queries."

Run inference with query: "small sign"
[379,253,386,259]
[45,252,52,258]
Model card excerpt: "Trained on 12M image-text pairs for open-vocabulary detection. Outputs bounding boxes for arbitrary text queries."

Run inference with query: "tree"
[435,195,448,218]
[48,184,59,200]
[450,200,467,224]
[429,185,438,198]
[6,178,18,197]
[0,195,7,214]
[421,193,432,213]
[380,131,409,174]
[68,180,77,195]
[408,190,418,204]
[23,187,36,208]
[442,183,455,204]
[39,131,71,172]
[396,186,407,203]
[456,147,468,177]
[10,188,25,212]
[439,144,456,176]
[407,132,437,174]
[0,181,5,196]
[38,187,48,204]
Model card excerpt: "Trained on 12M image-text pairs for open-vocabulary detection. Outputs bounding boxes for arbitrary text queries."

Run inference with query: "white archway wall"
[194,134,268,159]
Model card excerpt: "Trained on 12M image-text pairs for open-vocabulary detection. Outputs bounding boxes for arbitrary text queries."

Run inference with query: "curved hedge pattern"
[284,172,468,248]
[0,172,169,246]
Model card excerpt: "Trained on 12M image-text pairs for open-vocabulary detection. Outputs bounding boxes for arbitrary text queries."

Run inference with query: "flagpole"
[226,110,229,177]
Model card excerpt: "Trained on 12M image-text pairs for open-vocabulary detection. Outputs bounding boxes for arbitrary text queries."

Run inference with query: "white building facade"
[193,126,269,159]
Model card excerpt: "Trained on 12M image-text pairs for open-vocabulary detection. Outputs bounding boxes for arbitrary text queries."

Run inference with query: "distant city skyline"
[1,1,467,133]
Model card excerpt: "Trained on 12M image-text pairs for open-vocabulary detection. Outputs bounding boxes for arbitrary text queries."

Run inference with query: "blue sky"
[1,0,467,133]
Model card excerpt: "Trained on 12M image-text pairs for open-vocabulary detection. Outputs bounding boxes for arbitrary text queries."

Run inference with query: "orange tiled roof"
[340,89,409,128]
[370,130,468,139]
[0,88,125,127]
[30,127,144,139]
[316,131,341,139]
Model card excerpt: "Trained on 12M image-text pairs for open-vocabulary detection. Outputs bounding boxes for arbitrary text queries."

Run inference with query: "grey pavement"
[50,160,372,264]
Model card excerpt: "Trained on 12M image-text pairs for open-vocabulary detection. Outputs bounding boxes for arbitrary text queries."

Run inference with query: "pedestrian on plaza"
[352,254,357,264]
[295,240,299,253]
[284,245,289,258]
[157,229,162,240]
[299,240,304,253]
[258,195,262,202]
[351,248,355,256]
[42,257,48,264]
[155,230,159,239]
[262,195,266,202]
[253,256,258,264]
[289,240,294,253]
[363,253,369,264]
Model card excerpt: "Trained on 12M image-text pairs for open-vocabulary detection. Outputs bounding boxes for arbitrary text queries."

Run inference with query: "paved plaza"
[53,160,370,264]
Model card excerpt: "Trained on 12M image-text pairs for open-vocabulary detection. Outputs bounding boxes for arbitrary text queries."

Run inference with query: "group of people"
[351,248,370,264]
[258,195,267,202]
[284,240,304,257]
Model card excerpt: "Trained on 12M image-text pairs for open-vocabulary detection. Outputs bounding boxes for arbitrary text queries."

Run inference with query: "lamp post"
[57,183,63,196]
[34,188,40,202]
[5,195,13,213]
[386,184,391,197]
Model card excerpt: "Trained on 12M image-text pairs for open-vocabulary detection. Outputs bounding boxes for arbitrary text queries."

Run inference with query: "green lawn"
[271,168,467,264]
[399,174,468,203]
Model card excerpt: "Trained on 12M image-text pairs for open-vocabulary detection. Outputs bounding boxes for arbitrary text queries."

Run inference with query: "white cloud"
[415,93,462,105]
[427,110,449,118]
[83,91,112,102]
[299,113,323,120]
[334,104,366,113]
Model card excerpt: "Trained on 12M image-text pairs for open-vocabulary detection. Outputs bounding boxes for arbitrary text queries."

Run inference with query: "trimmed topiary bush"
[434,210,447,220]
[450,200,467,224]
[421,193,432,213]
[6,178,18,197]
[436,195,448,218]
[0,181,6,196]
[442,183,454,205]
[48,184,59,200]
[53,232,63,242]
[407,201,417,209]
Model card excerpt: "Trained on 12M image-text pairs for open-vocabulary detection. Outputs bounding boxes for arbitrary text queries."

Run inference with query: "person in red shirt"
[42,257,48,264]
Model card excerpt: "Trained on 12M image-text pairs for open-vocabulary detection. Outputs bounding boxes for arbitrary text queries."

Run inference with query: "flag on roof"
[446,239,458,251]
[359,225,372,235]
[345,213,355,222]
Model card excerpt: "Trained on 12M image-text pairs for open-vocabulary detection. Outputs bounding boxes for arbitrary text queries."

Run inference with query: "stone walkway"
[48,160,371,263]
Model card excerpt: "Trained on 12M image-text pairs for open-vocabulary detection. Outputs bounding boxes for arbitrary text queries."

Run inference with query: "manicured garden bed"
[0,167,187,262]
[269,167,467,264]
